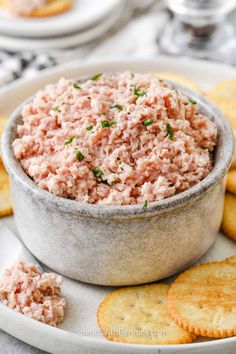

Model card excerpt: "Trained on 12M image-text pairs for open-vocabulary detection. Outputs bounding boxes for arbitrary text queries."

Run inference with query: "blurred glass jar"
[160,0,236,64]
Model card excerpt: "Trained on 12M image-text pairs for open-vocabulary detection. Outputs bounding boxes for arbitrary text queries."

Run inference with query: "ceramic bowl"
[2,77,233,286]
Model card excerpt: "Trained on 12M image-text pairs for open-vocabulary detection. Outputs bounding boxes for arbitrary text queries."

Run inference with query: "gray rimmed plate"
[1,57,236,354]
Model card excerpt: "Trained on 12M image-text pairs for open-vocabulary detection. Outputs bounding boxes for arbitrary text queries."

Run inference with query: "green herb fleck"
[117,157,122,165]
[86,125,93,131]
[93,167,103,179]
[52,103,64,112]
[73,83,81,89]
[111,104,123,111]
[166,123,174,141]
[101,120,117,128]
[76,150,84,162]
[132,85,146,97]
[64,136,75,145]
[91,73,102,81]
[143,200,148,209]
[189,98,197,104]
[101,112,107,115]
[131,73,135,78]
[142,119,154,127]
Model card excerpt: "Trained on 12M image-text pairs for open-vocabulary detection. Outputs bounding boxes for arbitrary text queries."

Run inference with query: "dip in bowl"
[2,71,233,286]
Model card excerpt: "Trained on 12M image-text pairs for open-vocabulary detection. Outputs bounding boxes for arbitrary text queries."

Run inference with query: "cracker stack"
[98,284,195,344]
[206,80,236,241]
[98,257,236,344]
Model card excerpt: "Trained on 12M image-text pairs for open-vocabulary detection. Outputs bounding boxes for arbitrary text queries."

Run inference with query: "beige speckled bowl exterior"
[2,79,234,286]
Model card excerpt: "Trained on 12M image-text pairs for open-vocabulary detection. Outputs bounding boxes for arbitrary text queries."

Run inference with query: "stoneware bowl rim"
[2,75,234,219]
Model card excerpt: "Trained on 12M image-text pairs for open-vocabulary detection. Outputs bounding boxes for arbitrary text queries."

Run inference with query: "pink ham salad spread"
[8,0,45,15]
[0,261,66,326]
[13,72,217,206]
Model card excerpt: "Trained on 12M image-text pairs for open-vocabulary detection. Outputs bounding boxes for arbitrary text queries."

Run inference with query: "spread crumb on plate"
[0,261,66,326]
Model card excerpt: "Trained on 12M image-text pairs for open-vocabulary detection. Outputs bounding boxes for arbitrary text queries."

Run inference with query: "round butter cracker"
[0,160,13,217]
[224,255,236,264]
[153,72,203,93]
[227,170,236,195]
[0,0,74,17]
[29,0,74,17]
[0,115,8,138]
[167,262,236,338]
[207,81,236,169]
[0,114,8,160]
[207,79,236,129]
[222,193,236,242]
[207,79,236,101]
[97,283,194,345]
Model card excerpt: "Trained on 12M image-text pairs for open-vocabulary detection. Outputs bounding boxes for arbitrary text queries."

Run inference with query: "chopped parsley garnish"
[86,125,93,131]
[117,157,122,165]
[52,105,60,112]
[76,150,84,162]
[101,120,117,128]
[101,112,107,115]
[132,85,146,97]
[143,200,148,209]
[189,98,197,104]
[91,73,102,81]
[131,84,146,97]
[166,123,174,141]
[93,167,103,179]
[92,167,109,184]
[73,83,81,89]
[142,119,154,127]
[111,104,123,111]
[64,136,75,145]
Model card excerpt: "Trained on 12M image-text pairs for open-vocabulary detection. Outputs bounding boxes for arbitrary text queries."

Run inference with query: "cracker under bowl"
[1,78,234,286]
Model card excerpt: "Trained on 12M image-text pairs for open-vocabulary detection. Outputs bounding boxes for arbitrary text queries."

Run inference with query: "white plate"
[0,1,126,51]
[0,0,123,38]
[1,57,236,354]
